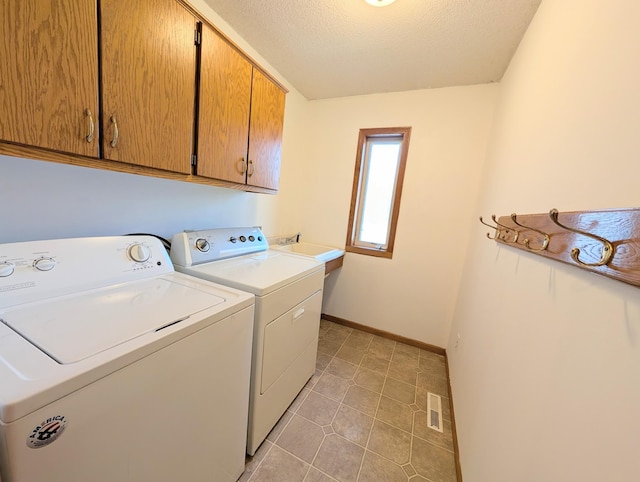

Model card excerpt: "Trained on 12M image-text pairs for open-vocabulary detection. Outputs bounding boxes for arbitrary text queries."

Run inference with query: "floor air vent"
[427,392,444,433]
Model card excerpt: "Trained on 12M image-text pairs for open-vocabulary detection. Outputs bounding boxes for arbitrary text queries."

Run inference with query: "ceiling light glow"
[365,0,396,7]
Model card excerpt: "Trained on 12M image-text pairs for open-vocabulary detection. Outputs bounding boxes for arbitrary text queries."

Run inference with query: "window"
[346,127,411,258]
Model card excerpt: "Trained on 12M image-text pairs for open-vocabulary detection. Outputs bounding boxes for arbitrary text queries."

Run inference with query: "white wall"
[448,1,640,481]
[305,86,499,347]
[0,0,310,245]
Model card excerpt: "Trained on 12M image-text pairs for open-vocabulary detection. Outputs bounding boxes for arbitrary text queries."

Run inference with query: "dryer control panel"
[0,236,173,309]
[171,227,268,267]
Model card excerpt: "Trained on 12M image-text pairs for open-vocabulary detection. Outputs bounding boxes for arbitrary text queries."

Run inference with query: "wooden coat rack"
[479,208,640,288]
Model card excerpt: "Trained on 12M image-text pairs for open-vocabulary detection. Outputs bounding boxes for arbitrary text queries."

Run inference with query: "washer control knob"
[0,262,15,277]
[249,235,255,242]
[128,243,151,263]
[239,236,247,243]
[229,237,237,244]
[195,238,210,252]
[33,257,56,272]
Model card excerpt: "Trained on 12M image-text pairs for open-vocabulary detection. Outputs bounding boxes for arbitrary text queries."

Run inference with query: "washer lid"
[1,278,225,364]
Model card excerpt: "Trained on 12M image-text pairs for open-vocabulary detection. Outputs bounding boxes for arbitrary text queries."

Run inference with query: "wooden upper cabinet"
[247,70,286,190]
[100,0,196,173]
[197,25,286,191]
[0,0,99,157]
[197,24,252,184]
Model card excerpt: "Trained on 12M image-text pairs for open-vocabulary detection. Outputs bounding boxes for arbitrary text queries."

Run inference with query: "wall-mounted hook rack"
[482,208,640,289]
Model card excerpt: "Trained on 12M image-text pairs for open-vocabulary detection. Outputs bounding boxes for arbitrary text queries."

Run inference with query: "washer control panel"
[0,236,173,309]
[170,227,267,267]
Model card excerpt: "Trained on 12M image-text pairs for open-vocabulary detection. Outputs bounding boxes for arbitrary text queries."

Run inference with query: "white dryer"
[171,227,324,455]
[0,235,254,482]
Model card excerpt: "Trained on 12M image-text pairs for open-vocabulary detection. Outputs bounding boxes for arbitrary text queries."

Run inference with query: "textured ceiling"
[203,0,542,100]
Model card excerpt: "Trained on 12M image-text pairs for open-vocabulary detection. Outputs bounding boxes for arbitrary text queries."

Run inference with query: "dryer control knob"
[229,237,237,244]
[33,257,56,271]
[195,238,210,252]
[0,262,15,277]
[128,243,151,263]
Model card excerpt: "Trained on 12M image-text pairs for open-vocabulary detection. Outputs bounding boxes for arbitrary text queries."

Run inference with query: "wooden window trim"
[345,126,411,259]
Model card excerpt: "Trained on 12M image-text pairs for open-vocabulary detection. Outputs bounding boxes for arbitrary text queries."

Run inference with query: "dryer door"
[261,290,322,394]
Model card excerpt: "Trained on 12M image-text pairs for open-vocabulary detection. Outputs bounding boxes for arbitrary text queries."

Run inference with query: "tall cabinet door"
[197,24,252,184]
[0,0,99,157]
[100,0,196,173]
[247,70,286,190]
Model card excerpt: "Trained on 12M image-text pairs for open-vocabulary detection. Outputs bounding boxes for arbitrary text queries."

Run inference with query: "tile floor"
[239,319,458,482]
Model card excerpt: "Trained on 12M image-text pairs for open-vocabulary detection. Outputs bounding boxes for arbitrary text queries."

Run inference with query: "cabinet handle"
[110,116,119,148]
[247,159,254,177]
[238,157,247,174]
[85,109,94,143]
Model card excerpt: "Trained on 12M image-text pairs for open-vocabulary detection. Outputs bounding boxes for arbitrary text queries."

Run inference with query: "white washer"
[171,227,324,455]
[0,235,254,482]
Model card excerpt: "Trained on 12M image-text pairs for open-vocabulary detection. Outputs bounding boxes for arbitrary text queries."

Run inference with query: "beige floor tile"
[313,434,364,482]
[249,444,309,482]
[335,345,366,365]
[367,420,411,465]
[290,388,311,412]
[387,362,418,386]
[298,391,340,426]
[391,349,419,368]
[343,331,374,351]
[266,410,293,442]
[416,372,449,397]
[327,322,353,335]
[331,403,374,447]
[318,338,342,357]
[367,337,395,360]
[360,355,390,375]
[394,342,420,357]
[358,450,407,482]
[441,396,452,422]
[305,370,322,390]
[413,411,454,451]
[376,395,413,433]
[326,357,358,380]
[353,367,385,393]
[316,352,333,371]
[411,436,457,482]
[313,372,351,401]
[342,385,381,417]
[383,377,416,405]
[304,467,337,482]
[418,352,446,376]
[322,328,350,346]
[276,415,325,463]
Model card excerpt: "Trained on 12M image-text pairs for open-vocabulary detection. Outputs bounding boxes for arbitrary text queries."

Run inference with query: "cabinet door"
[100,0,196,173]
[247,70,286,190]
[0,0,99,157]
[197,24,252,184]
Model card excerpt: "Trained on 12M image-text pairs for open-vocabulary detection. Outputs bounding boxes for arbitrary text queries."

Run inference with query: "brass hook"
[479,216,499,240]
[492,215,519,243]
[510,213,550,251]
[548,208,614,267]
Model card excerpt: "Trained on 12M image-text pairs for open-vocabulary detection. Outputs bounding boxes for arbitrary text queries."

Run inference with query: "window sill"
[345,245,393,259]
